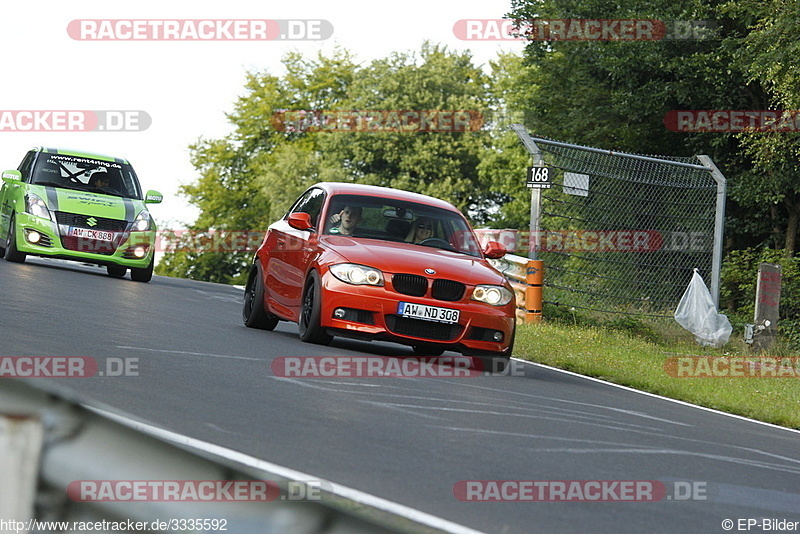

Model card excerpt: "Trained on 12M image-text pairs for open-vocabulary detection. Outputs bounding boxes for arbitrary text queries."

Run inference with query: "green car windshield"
[30,153,143,200]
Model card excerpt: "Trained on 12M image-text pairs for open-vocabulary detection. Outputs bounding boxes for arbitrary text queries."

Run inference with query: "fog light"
[133,246,147,258]
[492,331,503,342]
[334,308,346,319]
[25,230,41,244]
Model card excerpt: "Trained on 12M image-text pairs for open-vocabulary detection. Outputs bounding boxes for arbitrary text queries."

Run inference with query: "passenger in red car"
[406,216,434,243]
[328,205,362,235]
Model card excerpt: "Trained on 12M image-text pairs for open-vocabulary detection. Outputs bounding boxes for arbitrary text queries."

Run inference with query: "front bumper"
[12,212,156,268]
[319,272,515,355]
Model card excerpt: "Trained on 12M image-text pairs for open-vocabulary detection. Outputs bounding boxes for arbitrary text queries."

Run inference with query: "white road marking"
[116,345,261,361]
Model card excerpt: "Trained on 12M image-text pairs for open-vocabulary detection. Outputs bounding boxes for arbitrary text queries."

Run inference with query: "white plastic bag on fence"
[674,270,732,348]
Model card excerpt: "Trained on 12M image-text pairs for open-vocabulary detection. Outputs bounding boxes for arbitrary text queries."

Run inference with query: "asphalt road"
[1,257,799,533]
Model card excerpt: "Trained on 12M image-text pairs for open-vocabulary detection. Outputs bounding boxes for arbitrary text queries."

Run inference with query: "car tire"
[242,264,278,330]
[107,265,127,278]
[130,256,154,283]
[299,270,332,345]
[412,344,445,356]
[4,215,26,263]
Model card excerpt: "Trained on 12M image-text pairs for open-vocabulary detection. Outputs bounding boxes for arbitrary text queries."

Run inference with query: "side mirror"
[144,190,163,204]
[287,212,314,231]
[483,240,507,259]
[2,170,22,184]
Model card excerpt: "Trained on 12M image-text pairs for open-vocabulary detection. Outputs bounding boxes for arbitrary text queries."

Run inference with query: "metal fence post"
[696,155,727,309]
[510,124,543,261]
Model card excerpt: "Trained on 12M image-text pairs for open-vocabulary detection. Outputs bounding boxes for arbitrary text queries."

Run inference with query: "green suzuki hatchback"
[0,147,162,282]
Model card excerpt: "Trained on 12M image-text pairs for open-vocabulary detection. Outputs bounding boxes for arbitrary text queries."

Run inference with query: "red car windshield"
[323,194,483,257]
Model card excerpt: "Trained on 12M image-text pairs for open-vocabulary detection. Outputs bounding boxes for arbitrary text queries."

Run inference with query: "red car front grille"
[392,274,427,296]
[431,279,465,301]
[392,274,466,302]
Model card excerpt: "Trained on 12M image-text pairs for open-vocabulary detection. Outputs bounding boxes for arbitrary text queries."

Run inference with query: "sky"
[0,0,524,229]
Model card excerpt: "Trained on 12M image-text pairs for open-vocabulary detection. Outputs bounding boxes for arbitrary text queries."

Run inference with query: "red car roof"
[313,182,459,212]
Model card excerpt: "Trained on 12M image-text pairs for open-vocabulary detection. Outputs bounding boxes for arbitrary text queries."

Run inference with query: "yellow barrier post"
[525,260,543,324]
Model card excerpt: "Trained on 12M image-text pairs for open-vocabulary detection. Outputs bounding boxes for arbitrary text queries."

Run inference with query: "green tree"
[477,51,538,229]
[724,0,800,255]
[316,43,494,221]
[505,0,798,255]
[157,44,505,282]
[156,49,358,283]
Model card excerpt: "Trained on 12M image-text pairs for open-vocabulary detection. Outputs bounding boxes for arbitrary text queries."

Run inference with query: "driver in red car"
[405,216,434,243]
[328,205,363,236]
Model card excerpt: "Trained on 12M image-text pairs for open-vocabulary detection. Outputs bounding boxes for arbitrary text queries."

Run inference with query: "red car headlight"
[330,263,385,286]
[472,285,513,306]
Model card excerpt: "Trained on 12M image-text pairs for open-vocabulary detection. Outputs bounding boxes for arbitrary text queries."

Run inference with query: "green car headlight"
[132,210,152,232]
[25,193,52,221]
[330,264,384,286]
[472,285,514,306]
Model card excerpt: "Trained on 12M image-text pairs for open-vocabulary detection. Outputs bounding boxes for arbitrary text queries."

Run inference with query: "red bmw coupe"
[243,183,515,371]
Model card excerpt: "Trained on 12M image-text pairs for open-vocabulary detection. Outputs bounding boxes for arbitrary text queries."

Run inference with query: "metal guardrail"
[0,379,482,534]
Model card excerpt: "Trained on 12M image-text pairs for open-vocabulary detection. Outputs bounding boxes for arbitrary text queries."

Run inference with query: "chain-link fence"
[511,126,726,318]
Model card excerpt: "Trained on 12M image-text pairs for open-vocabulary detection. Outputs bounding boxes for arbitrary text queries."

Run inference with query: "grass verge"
[514,321,800,430]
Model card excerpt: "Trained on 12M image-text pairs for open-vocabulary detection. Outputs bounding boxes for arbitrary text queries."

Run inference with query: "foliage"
[161,0,799,302]
[314,43,494,220]
[506,0,798,255]
[476,52,538,228]
[722,0,800,254]
[157,44,502,283]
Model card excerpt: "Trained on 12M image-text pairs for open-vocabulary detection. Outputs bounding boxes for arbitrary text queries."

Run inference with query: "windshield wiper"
[90,188,126,198]
[33,181,71,189]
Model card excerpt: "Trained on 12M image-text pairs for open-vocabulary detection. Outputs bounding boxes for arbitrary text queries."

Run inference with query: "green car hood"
[36,186,141,221]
